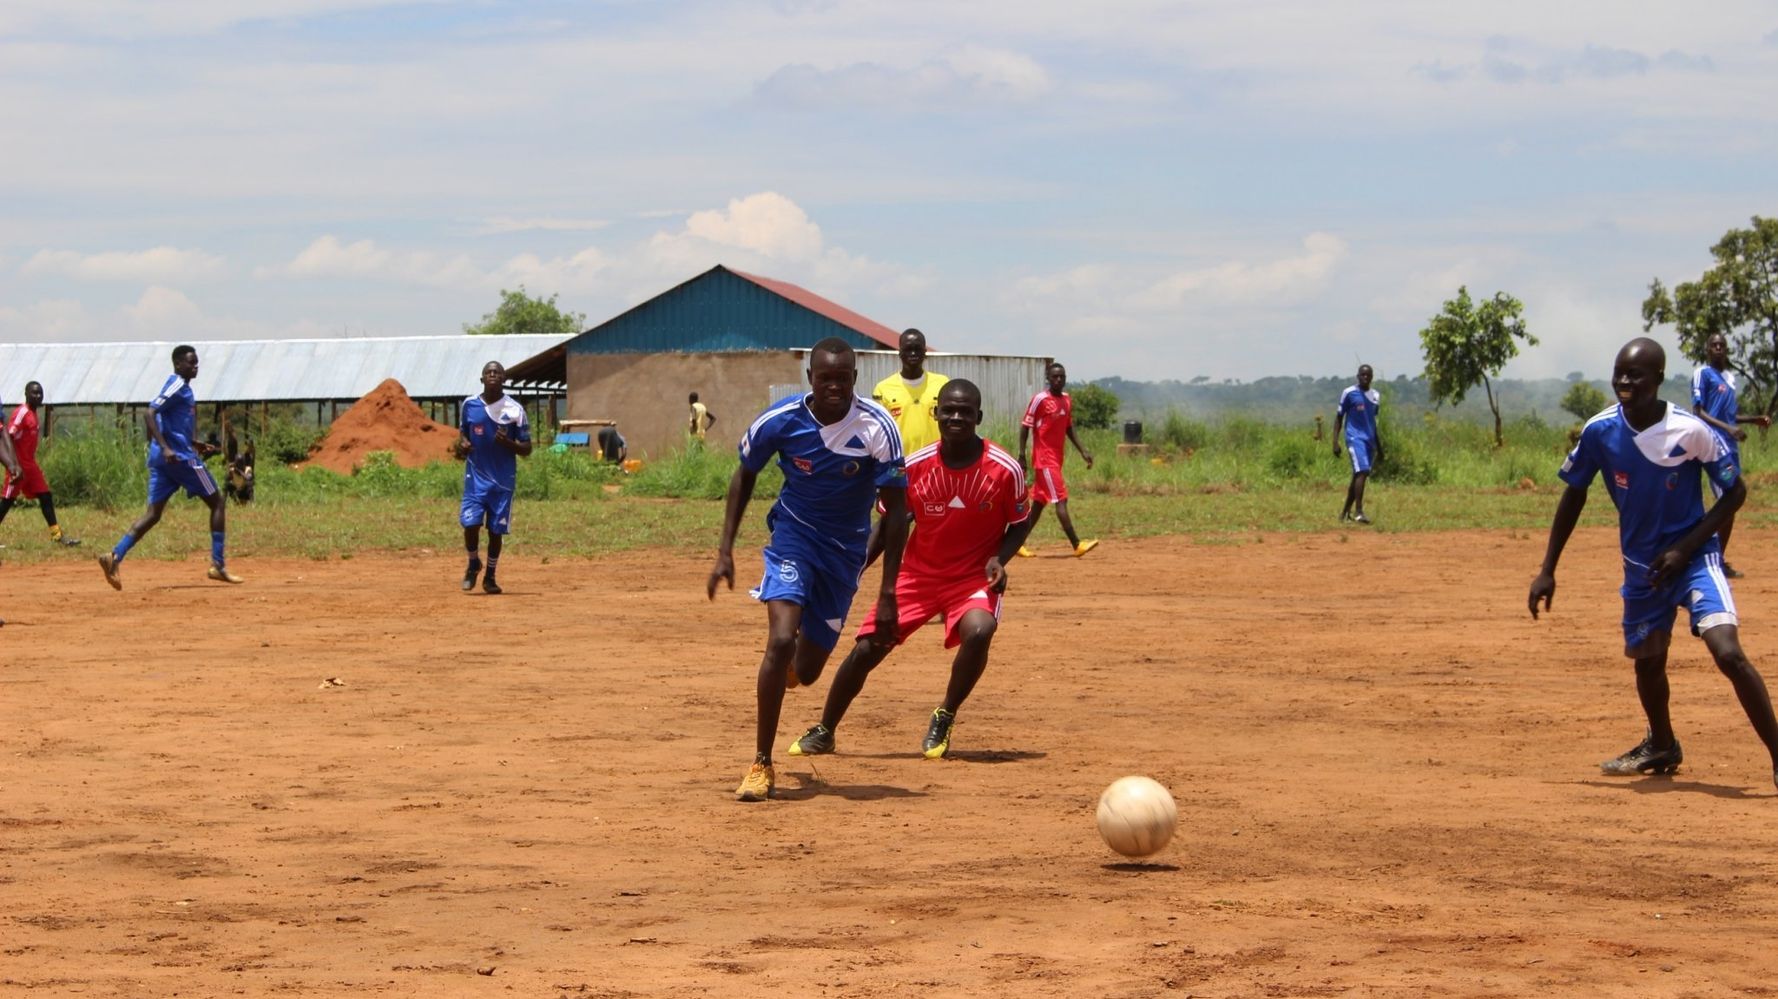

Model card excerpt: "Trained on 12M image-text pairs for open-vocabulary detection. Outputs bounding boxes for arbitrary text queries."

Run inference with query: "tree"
[1642,216,1778,418]
[1072,382,1120,429]
[464,286,586,337]
[1418,286,1537,447]
[1559,382,1607,422]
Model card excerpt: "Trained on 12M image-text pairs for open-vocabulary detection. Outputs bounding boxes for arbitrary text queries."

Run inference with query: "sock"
[485,554,499,577]
[113,533,138,562]
[466,547,480,566]
[49,524,63,541]
[211,531,225,567]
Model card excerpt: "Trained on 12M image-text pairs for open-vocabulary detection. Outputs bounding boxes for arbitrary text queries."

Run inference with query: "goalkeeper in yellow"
[872,328,950,454]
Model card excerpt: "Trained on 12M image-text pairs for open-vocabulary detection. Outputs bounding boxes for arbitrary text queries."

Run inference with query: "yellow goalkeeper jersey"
[872,371,951,455]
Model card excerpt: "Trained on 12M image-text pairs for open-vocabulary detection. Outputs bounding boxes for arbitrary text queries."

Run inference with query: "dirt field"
[6,528,1778,997]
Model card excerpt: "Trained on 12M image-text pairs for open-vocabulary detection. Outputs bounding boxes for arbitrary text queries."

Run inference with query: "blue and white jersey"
[739,393,907,557]
[1692,365,1739,436]
[1337,385,1380,444]
[461,393,529,493]
[148,374,198,464]
[1559,403,1739,574]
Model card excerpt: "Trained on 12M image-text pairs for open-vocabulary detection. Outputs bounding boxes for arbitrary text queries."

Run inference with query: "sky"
[2,1,1775,383]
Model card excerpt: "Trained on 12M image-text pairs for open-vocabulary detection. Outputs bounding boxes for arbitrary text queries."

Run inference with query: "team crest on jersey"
[473,425,485,436]
[1666,473,1679,491]
[793,457,813,474]
[1613,471,1629,489]
[842,460,861,477]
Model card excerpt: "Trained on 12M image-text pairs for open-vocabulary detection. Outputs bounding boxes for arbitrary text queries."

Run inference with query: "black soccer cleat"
[481,574,502,596]
[922,708,956,759]
[787,723,835,757]
[462,558,482,592]
[1601,733,1682,776]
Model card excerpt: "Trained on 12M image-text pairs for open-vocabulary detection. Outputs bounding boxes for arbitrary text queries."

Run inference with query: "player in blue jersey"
[1333,364,1382,524]
[453,361,532,595]
[1529,338,1778,791]
[1691,333,1769,577]
[97,345,239,590]
[707,337,910,801]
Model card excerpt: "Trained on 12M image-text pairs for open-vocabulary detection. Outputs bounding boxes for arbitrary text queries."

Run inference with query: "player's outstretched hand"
[707,551,734,600]
[984,556,1007,594]
[1528,572,1556,619]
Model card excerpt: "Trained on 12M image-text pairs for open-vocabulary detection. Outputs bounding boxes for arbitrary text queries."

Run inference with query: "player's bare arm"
[1693,404,1748,442]
[1331,411,1344,457]
[0,431,18,480]
[708,465,758,599]
[1529,483,1589,618]
[1017,424,1030,468]
[142,410,180,464]
[1067,425,1094,468]
[869,485,909,648]
[1648,477,1746,585]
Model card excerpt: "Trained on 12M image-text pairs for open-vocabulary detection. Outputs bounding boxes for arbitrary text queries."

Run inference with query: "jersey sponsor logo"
[1613,471,1629,489]
[473,424,486,436]
[793,456,813,474]
[924,501,948,516]
[888,405,903,417]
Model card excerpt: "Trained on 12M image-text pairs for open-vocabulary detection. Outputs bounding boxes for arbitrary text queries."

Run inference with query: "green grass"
[9,412,1775,563]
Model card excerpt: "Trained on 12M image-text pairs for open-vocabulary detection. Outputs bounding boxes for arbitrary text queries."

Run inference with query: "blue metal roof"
[0,335,571,406]
[565,265,898,355]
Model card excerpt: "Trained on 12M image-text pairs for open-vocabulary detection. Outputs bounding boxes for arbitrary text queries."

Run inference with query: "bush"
[1156,410,1208,452]
[1072,383,1121,430]
[1265,435,1322,480]
[1560,382,1608,422]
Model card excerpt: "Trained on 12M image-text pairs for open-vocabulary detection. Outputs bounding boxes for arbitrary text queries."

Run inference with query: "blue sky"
[2,1,1775,382]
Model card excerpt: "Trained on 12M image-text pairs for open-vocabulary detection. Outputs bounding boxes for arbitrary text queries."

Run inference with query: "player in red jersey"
[1018,361,1097,557]
[1,382,80,547]
[786,379,1034,760]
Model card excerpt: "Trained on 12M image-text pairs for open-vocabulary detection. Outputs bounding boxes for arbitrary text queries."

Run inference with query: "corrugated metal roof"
[729,268,900,348]
[0,335,571,406]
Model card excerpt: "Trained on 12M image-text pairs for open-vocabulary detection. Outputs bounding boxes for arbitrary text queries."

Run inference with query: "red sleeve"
[1021,393,1043,428]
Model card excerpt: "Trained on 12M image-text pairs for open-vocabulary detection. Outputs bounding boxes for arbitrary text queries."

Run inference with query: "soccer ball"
[1096,776,1177,858]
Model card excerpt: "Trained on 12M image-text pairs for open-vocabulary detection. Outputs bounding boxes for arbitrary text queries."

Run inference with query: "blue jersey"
[1692,365,1739,441]
[739,393,906,558]
[461,393,529,493]
[1337,385,1379,444]
[1559,403,1738,573]
[148,374,198,464]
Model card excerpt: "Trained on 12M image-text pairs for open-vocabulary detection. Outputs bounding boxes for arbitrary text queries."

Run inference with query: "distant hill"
[1092,373,1694,426]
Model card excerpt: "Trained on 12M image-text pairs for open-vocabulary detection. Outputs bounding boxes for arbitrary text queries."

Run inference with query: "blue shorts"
[1347,437,1376,475]
[1621,549,1738,647]
[148,457,219,505]
[749,520,866,651]
[461,486,514,534]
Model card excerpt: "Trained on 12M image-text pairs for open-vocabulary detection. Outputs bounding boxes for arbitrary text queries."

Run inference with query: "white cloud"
[681,192,824,261]
[475,216,612,235]
[22,246,226,282]
[263,236,481,288]
[0,298,91,341]
[755,44,1051,110]
[1134,233,1348,309]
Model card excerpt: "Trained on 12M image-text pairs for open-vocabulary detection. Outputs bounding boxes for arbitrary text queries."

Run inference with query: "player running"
[787,379,1032,762]
[1334,364,1382,524]
[98,345,239,589]
[1691,333,1768,577]
[1,381,80,547]
[454,361,532,595]
[1017,361,1096,558]
[871,328,950,456]
[1528,337,1778,792]
[707,337,909,802]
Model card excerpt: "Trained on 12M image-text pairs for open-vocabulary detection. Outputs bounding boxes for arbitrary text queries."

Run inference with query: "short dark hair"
[25,380,42,393]
[810,337,856,364]
[689,391,699,403]
[900,328,925,344]
[172,344,196,364]
[941,378,982,408]
[1047,361,1065,373]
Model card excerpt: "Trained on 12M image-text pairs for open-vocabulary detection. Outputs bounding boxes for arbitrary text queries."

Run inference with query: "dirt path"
[5,528,1778,997]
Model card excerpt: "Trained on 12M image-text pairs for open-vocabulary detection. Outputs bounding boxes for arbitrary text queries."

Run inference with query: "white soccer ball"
[1096,775,1177,858]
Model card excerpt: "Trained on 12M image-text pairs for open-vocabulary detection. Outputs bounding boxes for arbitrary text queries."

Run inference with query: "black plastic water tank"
[1122,420,1143,444]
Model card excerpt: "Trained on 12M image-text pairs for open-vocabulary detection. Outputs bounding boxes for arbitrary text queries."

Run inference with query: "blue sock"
[112,533,138,562]
[211,531,225,567]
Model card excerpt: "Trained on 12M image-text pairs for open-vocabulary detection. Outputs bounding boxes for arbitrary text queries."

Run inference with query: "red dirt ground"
[304,379,457,474]
[5,528,1778,997]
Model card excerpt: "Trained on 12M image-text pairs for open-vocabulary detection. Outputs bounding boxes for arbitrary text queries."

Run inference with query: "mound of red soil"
[305,379,458,474]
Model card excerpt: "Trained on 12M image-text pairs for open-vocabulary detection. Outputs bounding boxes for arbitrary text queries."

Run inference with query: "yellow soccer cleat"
[207,563,245,584]
[1073,539,1100,558]
[735,761,775,801]
[1016,545,1036,558]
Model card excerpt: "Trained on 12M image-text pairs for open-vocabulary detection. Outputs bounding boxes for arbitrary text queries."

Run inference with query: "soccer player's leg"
[1349,440,1374,524]
[189,464,241,584]
[1604,587,1682,776]
[924,584,1004,758]
[795,574,940,755]
[1685,554,1778,785]
[459,490,488,591]
[37,491,77,546]
[739,541,818,800]
[481,490,513,594]
[101,468,179,589]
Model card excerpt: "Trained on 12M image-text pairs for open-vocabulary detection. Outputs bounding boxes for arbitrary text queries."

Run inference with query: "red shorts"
[2,463,49,500]
[1031,464,1067,504]
[855,572,1003,650]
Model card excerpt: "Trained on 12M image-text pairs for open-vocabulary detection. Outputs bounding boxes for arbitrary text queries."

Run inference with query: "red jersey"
[901,439,1028,581]
[1022,390,1072,468]
[6,405,39,467]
